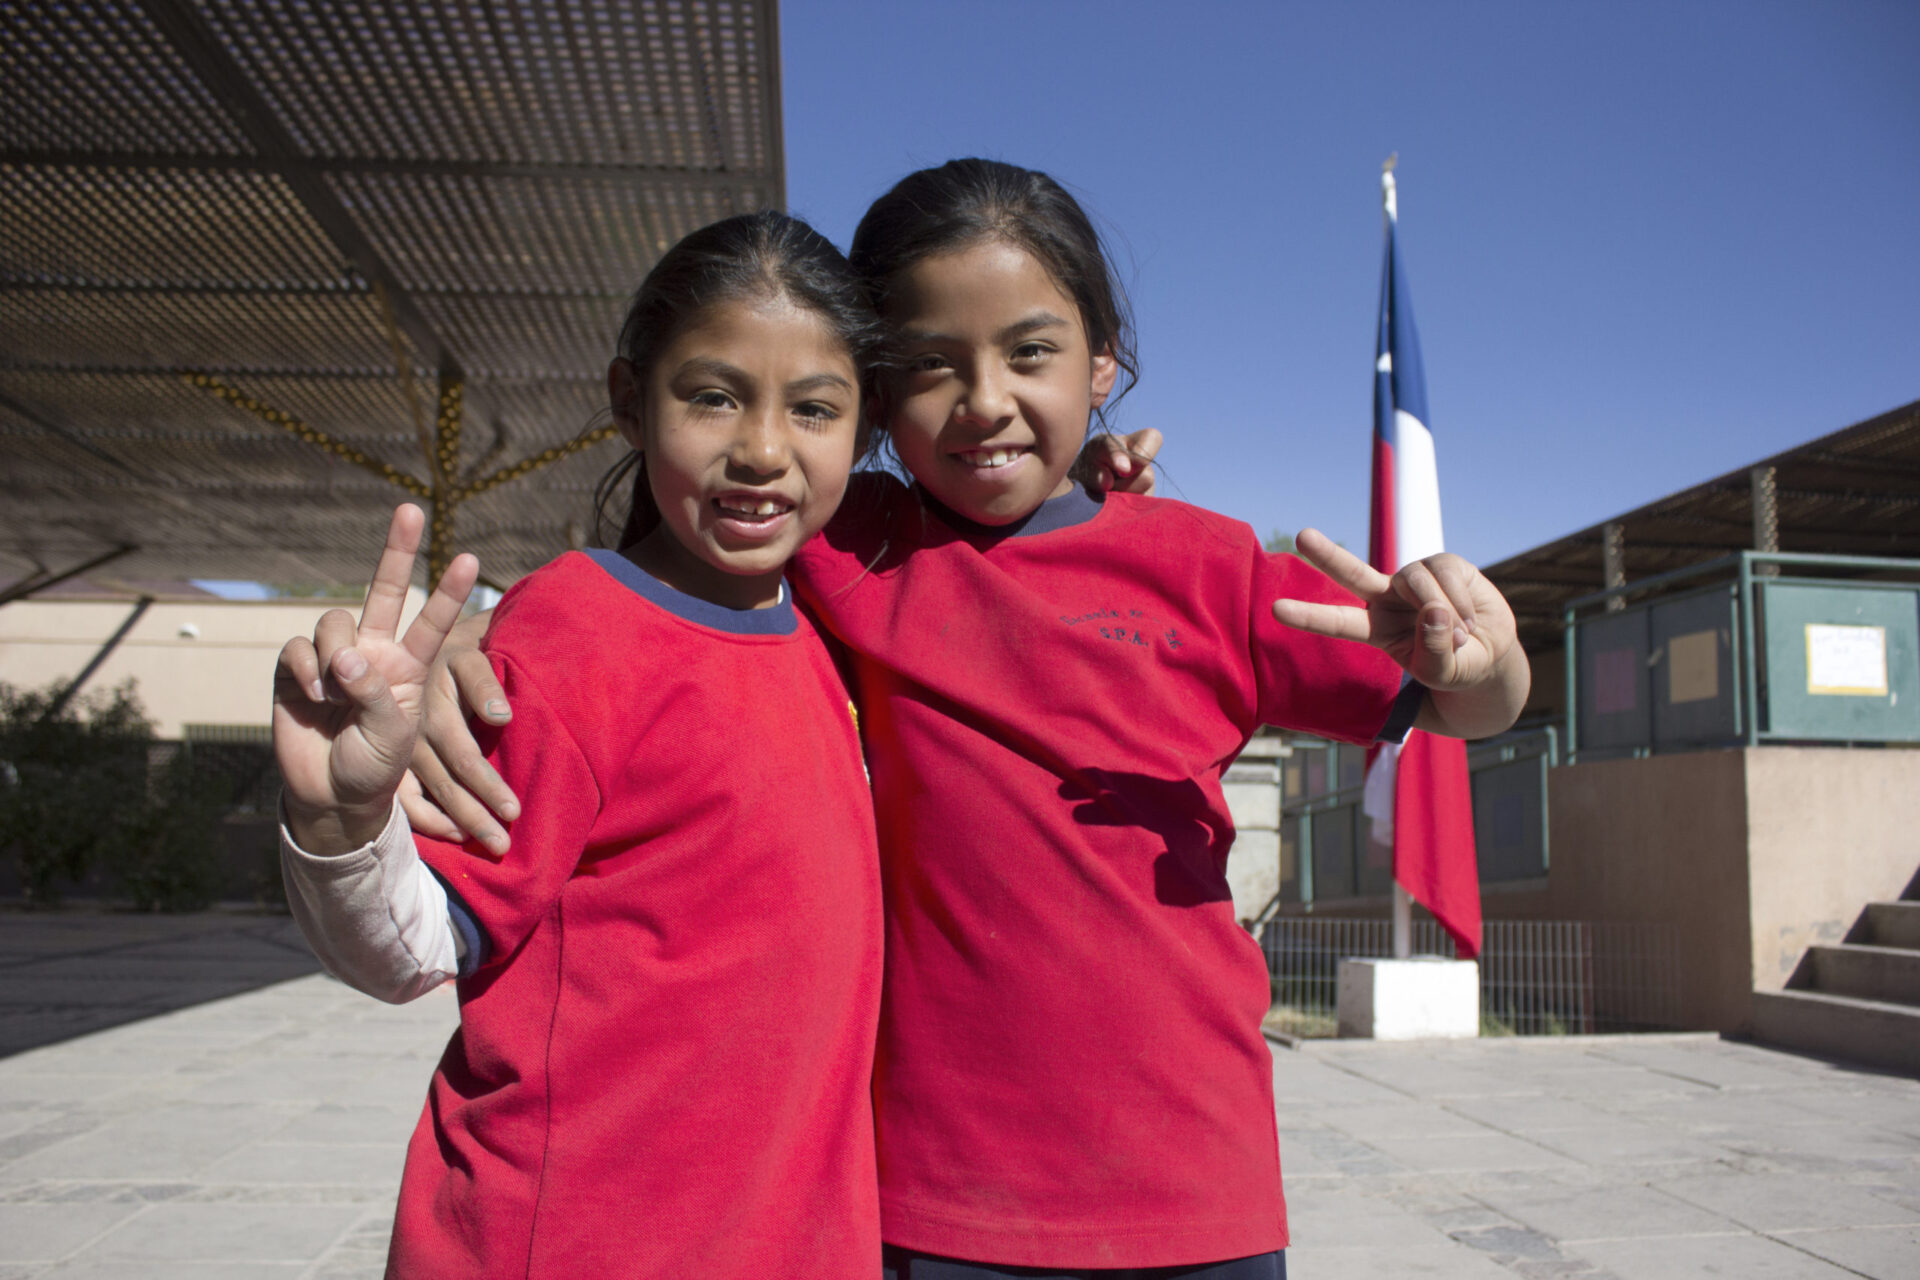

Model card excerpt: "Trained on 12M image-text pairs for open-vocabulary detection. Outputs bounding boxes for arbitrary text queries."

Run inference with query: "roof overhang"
[2,0,784,594]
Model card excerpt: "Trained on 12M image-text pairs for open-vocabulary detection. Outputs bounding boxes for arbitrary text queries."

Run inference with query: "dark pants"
[881,1246,1286,1280]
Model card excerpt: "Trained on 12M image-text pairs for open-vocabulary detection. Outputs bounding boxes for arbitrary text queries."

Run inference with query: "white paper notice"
[1806,624,1888,696]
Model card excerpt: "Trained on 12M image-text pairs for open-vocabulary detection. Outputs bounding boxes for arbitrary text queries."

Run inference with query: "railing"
[1260,916,1684,1038]
[1564,550,1920,761]
[1267,725,1557,908]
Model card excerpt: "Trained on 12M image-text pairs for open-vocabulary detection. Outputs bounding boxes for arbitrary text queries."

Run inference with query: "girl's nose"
[955,366,1014,426]
[729,408,789,474]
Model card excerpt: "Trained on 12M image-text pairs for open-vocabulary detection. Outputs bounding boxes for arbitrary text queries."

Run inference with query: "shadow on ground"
[0,907,321,1057]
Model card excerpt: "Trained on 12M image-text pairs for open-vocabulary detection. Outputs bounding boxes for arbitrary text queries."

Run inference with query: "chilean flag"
[1362,165,1483,958]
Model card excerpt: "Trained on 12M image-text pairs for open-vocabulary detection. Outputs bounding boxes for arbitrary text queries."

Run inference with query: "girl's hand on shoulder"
[402,614,522,857]
[273,504,477,852]
[1269,528,1517,692]
[1081,427,1162,496]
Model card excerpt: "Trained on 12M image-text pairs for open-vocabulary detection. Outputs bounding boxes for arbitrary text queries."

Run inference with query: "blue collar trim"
[584,548,797,635]
[919,481,1104,540]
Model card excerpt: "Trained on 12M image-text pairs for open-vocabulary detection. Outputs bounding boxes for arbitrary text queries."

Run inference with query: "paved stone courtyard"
[1,910,1917,1278]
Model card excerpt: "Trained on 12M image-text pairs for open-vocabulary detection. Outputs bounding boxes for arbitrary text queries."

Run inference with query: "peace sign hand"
[273,504,479,851]
[1270,527,1518,694]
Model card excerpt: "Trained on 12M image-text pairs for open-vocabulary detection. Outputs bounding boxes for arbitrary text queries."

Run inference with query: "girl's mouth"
[712,494,795,537]
[956,446,1029,470]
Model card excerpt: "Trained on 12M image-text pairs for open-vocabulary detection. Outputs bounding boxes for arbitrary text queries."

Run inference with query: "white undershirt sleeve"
[278,797,463,1004]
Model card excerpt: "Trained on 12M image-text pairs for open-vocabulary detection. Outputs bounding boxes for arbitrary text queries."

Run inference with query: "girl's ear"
[608,357,645,450]
[1089,345,1120,409]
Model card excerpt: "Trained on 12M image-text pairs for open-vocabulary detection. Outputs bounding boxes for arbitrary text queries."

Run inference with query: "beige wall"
[1500,747,1920,1033]
[1745,748,1920,994]
[1530,750,1753,1030]
[0,592,424,738]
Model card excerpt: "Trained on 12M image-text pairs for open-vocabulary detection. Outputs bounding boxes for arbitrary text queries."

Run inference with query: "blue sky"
[779,0,1919,567]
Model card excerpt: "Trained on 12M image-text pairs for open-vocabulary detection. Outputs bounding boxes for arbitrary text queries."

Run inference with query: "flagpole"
[1382,155,1415,962]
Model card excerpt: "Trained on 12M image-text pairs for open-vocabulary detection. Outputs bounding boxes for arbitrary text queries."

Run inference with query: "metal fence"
[1260,916,1683,1038]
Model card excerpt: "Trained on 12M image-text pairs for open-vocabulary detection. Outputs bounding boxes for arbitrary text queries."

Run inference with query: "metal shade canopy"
[1487,398,1920,656]
[1,0,784,596]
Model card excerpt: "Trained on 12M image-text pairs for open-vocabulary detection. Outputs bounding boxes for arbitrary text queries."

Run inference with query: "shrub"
[0,680,152,904]
[0,679,232,910]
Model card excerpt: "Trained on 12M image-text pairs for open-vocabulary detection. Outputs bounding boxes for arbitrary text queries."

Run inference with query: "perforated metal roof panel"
[1,0,784,593]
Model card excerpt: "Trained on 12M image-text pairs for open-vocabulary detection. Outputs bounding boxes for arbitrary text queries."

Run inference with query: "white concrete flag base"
[1337,957,1480,1040]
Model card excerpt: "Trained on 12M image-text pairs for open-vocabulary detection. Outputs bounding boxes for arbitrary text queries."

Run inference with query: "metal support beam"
[1751,465,1781,578]
[0,148,770,197]
[0,545,139,608]
[130,0,454,379]
[1602,522,1627,612]
[44,598,153,720]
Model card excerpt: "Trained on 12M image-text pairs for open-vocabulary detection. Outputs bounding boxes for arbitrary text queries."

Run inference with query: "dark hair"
[597,210,892,549]
[848,158,1138,433]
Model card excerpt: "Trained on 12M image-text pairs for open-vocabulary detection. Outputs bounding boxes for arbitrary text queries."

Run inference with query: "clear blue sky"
[780,0,1920,567]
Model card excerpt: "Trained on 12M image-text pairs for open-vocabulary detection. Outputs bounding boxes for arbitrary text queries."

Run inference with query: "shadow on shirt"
[1058,768,1232,910]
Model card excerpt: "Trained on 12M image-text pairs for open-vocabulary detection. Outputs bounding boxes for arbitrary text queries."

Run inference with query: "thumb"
[1415,604,1464,683]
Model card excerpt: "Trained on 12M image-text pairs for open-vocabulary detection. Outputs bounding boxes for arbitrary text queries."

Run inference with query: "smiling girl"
[273,211,890,1277]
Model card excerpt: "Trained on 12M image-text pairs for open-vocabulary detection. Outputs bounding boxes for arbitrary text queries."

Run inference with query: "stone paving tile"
[0,1203,140,1264]
[1772,1224,1920,1280]
[1293,1240,1519,1279]
[1441,1094,1627,1133]
[1348,1130,1583,1174]
[1653,1170,1920,1232]
[201,1141,407,1187]
[2,1102,292,1181]
[40,1263,307,1278]
[1469,1181,1748,1243]
[1714,1122,1920,1176]
[263,1104,419,1147]
[1572,1230,1867,1278]
[67,1202,363,1264]
[1521,1121,1738,1169]
[1312,1099,1491,1141]
[1285,1183,1451,1250]
[1277,1125,1412,1179]
[1270,1054,1409,1106]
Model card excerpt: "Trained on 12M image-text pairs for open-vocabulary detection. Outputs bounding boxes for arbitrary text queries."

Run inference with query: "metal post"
[1564,604,1579,763]
[1602,522,1626,612]
[1392,884,1413,958]
[1738,554,1762,746]
[1751,465,1779,577]
[43,597,153,720]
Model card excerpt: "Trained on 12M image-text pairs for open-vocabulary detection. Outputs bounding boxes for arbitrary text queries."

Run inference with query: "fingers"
[400,552,480,670]
[274,636,325,704]
[319,643,418,804]
[312,608,361,703]
[449,646,512,724]
[396,769,479,848]
[1390,559,1473,652]
[1395,554,1480,636]
[1271,598,1373,643]
[358,504,426,643]
[1120,426,1163,464]
[1087,428,1160,495]
[410,730,516,856]
[1292,529,1389,600]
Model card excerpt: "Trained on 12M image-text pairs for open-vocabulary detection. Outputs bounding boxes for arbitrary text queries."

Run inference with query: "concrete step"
[1751,989,1920,1075]
[1807,943,1920,1006]
[1864,901,1920,950]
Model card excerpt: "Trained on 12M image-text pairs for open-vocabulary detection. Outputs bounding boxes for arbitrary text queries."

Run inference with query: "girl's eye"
[906,353,950,374]
[794,401,840,425]
[689,389,737,411]
[1011,342,1052,363]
